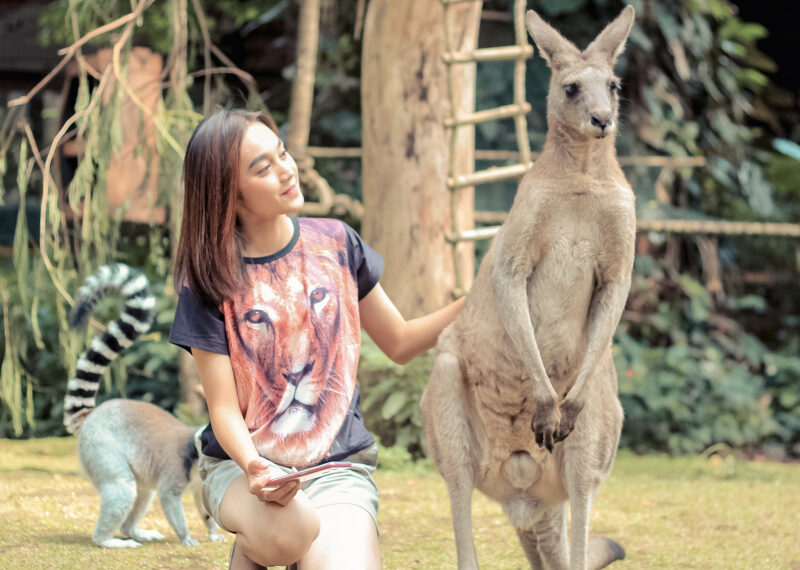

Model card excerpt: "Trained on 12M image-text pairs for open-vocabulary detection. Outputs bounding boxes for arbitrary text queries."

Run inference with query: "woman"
[169,109,463,569]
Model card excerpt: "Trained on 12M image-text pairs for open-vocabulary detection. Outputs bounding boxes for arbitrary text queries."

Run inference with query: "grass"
[2,438,800,569]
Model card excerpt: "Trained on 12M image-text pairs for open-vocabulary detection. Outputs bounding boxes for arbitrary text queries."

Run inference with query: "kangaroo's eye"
[610,81,621,94]
[563,83,580,98]
[310,288,327,305]
[244,309,269,324]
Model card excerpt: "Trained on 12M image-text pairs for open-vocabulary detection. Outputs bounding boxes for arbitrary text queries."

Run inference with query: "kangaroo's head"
[526,6,635,140]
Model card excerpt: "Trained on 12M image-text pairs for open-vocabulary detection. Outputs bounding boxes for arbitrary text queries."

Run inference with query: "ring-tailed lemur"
[64,263,224,548]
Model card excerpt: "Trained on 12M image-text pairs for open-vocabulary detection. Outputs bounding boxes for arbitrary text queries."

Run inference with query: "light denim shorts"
[195,434,379,534]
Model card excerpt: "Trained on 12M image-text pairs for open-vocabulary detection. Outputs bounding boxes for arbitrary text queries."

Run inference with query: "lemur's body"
[64,264,223,548]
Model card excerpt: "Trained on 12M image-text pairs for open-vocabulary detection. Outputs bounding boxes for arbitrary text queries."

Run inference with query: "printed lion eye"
[310,288,327,305]
[563,83,580,98]
[244,309,269,324]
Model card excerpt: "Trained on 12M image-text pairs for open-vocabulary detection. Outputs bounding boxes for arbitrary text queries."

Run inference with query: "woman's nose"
[277,157,294,180]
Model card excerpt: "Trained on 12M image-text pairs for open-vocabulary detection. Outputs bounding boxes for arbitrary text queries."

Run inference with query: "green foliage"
[763,349,800,455]
[615,255,800,456]
[39,0,284,56]
[0,258,183,438]
[358,333,433,459]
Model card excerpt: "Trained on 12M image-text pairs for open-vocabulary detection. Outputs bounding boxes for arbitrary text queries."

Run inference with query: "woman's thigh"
[298,504,380,570]
[220,474,320,567]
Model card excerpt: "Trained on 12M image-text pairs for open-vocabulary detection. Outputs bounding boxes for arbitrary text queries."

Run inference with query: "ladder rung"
[447,226,501,243]
[443,45,533,64]
[445,103,531,128]
[447,163,529,189]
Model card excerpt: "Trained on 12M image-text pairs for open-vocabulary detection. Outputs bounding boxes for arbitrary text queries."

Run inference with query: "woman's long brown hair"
[173,108,280,306]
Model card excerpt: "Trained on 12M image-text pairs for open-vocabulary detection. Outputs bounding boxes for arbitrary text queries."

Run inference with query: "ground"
[1,438,799,569]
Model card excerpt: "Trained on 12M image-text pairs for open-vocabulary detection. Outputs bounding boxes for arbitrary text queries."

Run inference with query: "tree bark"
[361,0,481,318]
[288,0,320,162]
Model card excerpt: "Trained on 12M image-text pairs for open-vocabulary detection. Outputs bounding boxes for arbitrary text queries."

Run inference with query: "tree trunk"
[361,0,481,318]
[288,0,320,163]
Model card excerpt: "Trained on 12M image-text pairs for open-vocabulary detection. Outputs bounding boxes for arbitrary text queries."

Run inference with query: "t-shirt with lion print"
[170,217,383,468]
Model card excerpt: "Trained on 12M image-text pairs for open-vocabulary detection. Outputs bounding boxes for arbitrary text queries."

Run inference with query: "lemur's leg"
[158,483,198,546]
[93,475,141,548]
[120,487,164,542]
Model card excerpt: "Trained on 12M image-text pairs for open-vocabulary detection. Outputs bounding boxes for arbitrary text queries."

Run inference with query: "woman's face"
[236,122,303,221]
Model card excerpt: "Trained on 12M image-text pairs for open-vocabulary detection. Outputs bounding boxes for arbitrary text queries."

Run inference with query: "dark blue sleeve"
[343,223,384,300]
[169,284,230,355]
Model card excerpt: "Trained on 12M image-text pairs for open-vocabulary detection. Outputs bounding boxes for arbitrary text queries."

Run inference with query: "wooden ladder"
[440,0,533,295]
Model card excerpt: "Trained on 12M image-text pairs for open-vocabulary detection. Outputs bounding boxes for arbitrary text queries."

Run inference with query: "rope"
[448,219,800,243]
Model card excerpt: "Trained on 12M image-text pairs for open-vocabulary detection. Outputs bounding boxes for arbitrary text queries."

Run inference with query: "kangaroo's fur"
[421,7,636,569]
[65,264,223,548]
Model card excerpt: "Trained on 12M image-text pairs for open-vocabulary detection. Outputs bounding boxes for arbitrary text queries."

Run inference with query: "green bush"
[358,332,433,459]
[616,254,800,456]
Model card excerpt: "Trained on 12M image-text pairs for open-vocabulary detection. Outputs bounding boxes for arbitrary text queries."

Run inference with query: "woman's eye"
[244,309,269,324]
[310,287,327,305]
[564,83,580,98]
[258,165,270,175]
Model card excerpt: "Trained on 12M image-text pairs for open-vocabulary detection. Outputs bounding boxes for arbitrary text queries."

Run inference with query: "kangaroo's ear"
[525,10,580,71]
[584,5,635,65]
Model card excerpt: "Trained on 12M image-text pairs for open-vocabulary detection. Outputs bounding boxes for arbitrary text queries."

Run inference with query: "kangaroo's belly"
[526,237,597,381]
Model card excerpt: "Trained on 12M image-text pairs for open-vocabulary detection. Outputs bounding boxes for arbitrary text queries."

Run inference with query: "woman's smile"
[282,183,299,197]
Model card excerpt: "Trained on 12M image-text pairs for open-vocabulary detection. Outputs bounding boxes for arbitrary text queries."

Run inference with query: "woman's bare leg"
[297,504,380,570]
[219,474,320,568]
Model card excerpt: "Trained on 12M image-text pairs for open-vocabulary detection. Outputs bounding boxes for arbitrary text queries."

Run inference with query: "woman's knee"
[244,502,321,566]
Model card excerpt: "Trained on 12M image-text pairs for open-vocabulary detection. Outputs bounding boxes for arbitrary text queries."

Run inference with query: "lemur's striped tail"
[63,264,156,434]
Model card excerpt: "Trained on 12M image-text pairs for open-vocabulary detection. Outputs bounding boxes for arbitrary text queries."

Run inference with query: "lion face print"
[224,221,361,467]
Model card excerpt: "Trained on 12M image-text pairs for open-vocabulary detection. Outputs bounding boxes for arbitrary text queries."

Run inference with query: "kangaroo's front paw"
[531,399,559,452]
[554,399,583,443]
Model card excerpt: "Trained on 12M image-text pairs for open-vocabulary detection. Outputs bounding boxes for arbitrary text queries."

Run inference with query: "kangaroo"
[64,263,223,548]
[421,6,636,569]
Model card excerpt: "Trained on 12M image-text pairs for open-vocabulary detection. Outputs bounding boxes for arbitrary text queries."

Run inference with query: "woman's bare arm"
[358,283,464,364]
[192,349,299,503]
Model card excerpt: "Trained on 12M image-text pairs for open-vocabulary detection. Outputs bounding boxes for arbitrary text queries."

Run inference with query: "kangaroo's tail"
[63,263,155,434]
[588,536,626,570]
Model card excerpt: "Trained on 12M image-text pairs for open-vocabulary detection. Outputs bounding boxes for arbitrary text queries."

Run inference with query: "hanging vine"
[0,0,265,435]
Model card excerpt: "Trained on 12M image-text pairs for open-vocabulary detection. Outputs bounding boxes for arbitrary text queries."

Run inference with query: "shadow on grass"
[39,534,93,546]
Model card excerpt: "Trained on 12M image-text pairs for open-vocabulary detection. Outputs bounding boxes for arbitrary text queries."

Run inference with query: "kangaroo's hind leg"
[564,354,625,570]
[506,500,568,570]
[422,349,479,570]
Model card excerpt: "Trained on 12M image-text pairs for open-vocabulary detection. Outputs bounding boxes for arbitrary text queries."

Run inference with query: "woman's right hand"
[246,456,301,506]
